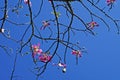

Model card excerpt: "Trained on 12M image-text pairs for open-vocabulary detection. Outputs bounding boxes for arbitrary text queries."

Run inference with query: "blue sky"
[0,0,120,80]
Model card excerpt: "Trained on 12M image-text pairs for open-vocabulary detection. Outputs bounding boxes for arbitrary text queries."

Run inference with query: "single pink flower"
[107,0,115,6]
[53,62,66,68]
[39,54,51,63]
[58,63,66,68]
[24,0,32,6]
[40,21,50,30]
[72,50,82,57]
[87,21,99,30]
[32,43,42,57]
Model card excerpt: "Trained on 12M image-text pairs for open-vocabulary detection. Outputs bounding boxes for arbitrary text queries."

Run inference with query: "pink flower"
[58,63,66,68]
[40,21,50,30]
[87,21,99,30]
[53,62,66,68]
[72,50,82,57]
[39,54,51,63]
[32,43,42,57]
[24,0,32,6]
[107,0,115,6]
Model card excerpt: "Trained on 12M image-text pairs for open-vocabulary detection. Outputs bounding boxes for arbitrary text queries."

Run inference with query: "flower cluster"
[87,21,99,30]
[107,0,115,6]
[39,54,51,63]
[32,43,51,63]
[24,0,32,6]
[40,21,50,30]
[32,43,42,57]
[32,43,84,71]
[72,50,82,57]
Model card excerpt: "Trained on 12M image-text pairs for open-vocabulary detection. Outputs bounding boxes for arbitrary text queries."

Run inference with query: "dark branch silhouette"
[0,0,119,80]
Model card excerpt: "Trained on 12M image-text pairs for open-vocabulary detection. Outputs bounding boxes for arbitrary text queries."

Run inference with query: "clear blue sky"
[0,0,120,80]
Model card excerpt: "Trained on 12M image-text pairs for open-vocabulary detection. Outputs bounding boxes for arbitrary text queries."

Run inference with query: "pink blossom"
[39,54,51,63]
[40,21,50,30]
[24,0,32,6]
[32,43,42,57]
[53,62,66,68]
[107,0,115,6]
[87,21,99,30]
[72,50,82,57]
[58,63,66,68]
